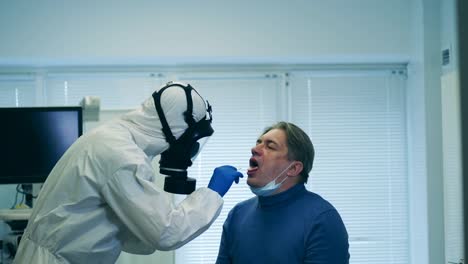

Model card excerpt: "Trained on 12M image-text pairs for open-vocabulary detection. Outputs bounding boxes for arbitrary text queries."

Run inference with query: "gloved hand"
[208,165,244,197]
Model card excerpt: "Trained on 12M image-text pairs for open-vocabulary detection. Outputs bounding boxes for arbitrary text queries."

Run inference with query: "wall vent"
[442,48,451,66]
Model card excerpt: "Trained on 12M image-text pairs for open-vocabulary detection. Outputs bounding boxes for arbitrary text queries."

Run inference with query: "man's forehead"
[260,129,286,144]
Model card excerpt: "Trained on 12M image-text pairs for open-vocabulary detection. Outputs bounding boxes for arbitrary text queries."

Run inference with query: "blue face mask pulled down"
[250,162,293,197]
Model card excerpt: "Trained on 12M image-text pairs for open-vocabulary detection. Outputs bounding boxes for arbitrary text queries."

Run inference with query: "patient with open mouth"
[216,121,350,264]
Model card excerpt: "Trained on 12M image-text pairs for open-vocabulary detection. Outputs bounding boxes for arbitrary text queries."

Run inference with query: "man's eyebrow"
[258,138,279,147]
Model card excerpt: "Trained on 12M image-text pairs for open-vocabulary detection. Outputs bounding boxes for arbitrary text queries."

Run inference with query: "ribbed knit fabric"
[216,184,350,264]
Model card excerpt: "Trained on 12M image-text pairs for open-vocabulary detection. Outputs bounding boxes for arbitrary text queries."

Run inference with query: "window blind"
[174,73,284,264]
[173,69,409,264]
[289,70,408,264]
[44,72,164,109]
[0,75,36,107]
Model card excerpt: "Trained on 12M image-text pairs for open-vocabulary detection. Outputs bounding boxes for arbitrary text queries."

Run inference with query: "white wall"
[441,0,459,71]
[0,0,410,66]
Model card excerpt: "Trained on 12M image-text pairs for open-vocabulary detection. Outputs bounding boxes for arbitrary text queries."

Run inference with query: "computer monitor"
[0,107,83,184]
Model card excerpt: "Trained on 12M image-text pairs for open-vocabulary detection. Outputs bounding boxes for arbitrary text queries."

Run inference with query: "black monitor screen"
[0,107,83,184]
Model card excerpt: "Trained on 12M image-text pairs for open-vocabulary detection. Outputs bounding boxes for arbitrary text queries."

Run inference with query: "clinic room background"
[0,1,462,264]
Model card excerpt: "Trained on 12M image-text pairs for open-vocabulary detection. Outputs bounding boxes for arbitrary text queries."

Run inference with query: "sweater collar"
[257,183,306,208]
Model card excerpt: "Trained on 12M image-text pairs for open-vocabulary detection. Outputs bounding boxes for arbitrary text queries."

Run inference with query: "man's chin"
[246,179,262,188]
[246,179,255,187]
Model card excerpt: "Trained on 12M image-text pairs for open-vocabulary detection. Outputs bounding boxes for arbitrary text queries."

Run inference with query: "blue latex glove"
[208,165,243,197]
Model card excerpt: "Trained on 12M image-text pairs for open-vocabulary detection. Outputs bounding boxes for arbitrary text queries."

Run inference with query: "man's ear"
[287,161,303,177]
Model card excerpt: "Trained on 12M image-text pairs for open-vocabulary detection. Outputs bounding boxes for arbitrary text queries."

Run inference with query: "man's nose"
[251,144,261,156]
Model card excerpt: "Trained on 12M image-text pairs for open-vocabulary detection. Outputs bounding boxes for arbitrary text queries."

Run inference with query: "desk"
[0,209,32,263]
[0,209,31,231]
[0,209,32,222]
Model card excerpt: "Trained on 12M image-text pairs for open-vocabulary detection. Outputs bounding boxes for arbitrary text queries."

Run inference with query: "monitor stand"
[20,184,33,208]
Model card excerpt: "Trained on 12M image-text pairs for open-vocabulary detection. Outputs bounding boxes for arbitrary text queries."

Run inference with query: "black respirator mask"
[152,82,214,194]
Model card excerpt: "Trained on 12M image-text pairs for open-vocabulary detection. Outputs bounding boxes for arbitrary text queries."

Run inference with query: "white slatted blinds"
[0,75,36,107]
[289,70,408,264]
[175,69,409,264]
[174,73,284,264]
[44,73,164,109]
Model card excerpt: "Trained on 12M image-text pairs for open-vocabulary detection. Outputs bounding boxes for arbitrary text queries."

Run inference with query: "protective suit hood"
[119,82,208,159]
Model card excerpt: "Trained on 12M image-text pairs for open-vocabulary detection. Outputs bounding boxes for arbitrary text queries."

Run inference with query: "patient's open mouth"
[247,158,259,176]
[249,158,258,169]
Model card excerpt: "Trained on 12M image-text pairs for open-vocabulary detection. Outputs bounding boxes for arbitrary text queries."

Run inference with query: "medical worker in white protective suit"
[13,81,243,264]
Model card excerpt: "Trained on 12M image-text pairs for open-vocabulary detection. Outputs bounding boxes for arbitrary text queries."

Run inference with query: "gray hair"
[262,122,315,183]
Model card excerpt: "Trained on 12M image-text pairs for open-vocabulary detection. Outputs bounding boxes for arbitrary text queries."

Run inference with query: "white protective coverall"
[13,84,223,264]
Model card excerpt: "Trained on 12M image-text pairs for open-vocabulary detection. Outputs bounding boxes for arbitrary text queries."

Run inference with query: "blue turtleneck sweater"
[215,184,349,264]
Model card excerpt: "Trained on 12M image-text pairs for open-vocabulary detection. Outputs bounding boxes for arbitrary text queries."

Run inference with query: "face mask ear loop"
[276,162,294,184]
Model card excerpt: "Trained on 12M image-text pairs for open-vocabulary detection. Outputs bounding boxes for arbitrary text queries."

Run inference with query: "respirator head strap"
[182,84,196,126]
[152,87,176,144]
[206,100,213,122]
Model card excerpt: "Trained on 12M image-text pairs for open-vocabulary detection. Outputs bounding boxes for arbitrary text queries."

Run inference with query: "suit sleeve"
[304,209,350,264]
[101,163,223,254]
